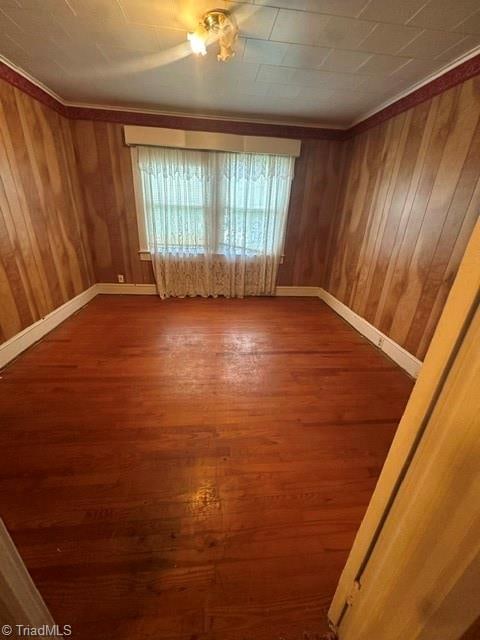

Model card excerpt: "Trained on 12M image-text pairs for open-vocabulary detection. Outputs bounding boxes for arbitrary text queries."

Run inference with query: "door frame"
[0,518,62,638]
[328,219,480,632]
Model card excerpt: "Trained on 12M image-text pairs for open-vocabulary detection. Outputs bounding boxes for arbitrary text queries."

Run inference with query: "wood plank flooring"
[0,296,414,640]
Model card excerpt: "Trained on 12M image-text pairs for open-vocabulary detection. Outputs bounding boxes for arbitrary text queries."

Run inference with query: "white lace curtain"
[138,146,295,298]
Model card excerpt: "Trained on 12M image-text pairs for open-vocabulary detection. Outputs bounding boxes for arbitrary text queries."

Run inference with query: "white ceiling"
[1,0,480,126]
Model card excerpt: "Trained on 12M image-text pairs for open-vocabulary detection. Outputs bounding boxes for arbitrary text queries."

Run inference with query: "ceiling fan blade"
[73,42,194,80]
[226,3,261,29]
[71,4,258,80]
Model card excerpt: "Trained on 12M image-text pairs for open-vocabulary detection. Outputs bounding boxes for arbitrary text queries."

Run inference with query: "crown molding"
[350,45,480,129]
[0,57,68,117]
[61,96,345,131]
[348,47,480,137]
[66,104,344,139]
[0,57,344,141]
[1,49,480,141]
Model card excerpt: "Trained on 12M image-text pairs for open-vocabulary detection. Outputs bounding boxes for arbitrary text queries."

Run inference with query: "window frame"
[130,146,151,261]
[130,145,294,263]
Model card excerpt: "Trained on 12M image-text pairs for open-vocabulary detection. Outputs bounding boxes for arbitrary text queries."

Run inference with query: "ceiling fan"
[188,9,238,62]
[81,5,256,80]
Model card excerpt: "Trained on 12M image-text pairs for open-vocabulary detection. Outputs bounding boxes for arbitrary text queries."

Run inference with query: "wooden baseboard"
[97,283,323,297]
[275,286,322,297]
[319,288,422,378]
[0,285,97,370]
[96,283,157,294]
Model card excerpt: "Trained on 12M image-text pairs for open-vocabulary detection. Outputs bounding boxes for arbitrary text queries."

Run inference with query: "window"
[135,146,295,258]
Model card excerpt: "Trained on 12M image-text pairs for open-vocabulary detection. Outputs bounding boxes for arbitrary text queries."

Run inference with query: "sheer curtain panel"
[138,146,295,298]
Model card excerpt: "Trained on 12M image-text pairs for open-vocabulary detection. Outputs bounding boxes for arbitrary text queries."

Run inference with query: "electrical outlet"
[117,274,125,283]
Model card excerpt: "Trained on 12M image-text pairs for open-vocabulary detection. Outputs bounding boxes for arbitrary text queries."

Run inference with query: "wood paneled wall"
[325,76,480,360]
[278,139,345,286]
[0,79,93,344]
[69,121,154,285]
[69,121,345,288]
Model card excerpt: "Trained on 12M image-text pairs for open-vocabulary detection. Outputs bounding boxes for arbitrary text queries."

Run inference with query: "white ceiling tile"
[254,1,312,12]
[97,23,164,51]
[355,74,413,95]
[262,83,301,98]
[357,53,411,75]
[39,40,109,69]
[271,9,376,47]
[20,58,72,82]
[97,32,184,66]
[389,57,440,80]
[407,0,480,31]
[319,48,370,72]
[269,9,331,45]
[124,62,195,87]
[32,9,127,43]
[454,10,480,35]
[256,64,297,83]
[243,38,289,64]
[215,80,269,97]
[98,44,181,70]
[306,0,371,18]
[290,67,336,86]
[257,63,357,90]
[67,0,126,21]
[328,89,382,111]
[281,43,330,68]
[226,3,278,39]
[434,34,480,61]
[255,0,370,18]
[0,6,70,38]
[321,72,366,90]
[119,0,195,30]
[0,33,28,61]
[313,15,377,48]
[199,61,262,87]
[357,22,422,55]
[399,29,467,58]
[14,0,76,19]
[199,49,257,72]
[359,0,427,25]
[0,9,25,37]
[297,85,336,100]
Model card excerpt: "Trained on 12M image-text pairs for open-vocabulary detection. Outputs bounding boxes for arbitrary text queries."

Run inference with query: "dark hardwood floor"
[0,296,414,640]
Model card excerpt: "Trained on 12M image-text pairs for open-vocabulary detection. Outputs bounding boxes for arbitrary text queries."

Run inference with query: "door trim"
[328,219,480,628]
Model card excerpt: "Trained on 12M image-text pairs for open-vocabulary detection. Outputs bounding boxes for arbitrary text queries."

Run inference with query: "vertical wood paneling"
[278,138,346,286]
[0,79,93,344]
[70,120,155,285]
[325,76,480,360]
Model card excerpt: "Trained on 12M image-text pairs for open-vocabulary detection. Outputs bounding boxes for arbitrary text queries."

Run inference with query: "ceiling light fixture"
[187,25,208,56]
[187,9,238,62]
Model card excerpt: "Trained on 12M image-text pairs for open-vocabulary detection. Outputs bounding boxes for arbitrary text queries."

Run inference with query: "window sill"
[139,250,285,264]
